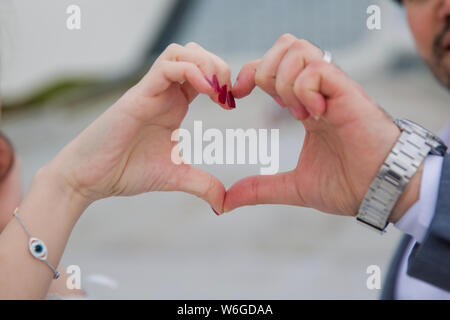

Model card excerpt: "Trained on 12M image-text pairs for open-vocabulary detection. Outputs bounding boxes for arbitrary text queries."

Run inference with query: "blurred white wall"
[0,0,417,99]
[0,0,174,99]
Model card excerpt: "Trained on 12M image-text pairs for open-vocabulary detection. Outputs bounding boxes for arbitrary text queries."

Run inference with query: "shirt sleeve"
[394,155,444,243]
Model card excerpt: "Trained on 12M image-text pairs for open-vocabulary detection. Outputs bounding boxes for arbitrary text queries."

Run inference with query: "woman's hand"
[47,42,234,212]
[224,34,415,219]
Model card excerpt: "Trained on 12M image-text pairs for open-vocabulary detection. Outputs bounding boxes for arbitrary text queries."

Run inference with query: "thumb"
[223,171,304,212]
[167,164,226,214]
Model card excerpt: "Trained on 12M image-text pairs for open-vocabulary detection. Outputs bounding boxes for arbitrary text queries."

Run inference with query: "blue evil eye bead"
[29,237,48,261]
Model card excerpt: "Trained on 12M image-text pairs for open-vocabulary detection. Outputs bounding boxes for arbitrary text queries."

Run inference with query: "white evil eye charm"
[29,237,48,261]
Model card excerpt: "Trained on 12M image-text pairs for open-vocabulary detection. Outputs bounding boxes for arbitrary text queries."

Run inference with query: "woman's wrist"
[0,163,92,298]
[32,164,93,220]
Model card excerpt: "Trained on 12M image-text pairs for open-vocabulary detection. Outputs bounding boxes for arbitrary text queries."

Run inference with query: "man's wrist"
[393,155,444,242]
[389,162,424,223]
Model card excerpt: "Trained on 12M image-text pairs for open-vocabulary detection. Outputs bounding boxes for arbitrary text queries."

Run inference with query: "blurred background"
[1,0,449,299]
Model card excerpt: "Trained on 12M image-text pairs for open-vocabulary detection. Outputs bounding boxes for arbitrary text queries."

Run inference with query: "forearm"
[0,165,90,299]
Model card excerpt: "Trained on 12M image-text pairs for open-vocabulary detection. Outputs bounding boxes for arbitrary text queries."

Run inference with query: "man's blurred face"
[404,0,450,90]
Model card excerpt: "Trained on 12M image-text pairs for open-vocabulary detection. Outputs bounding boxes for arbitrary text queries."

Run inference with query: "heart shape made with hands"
[185,55,399,218]
[79,38,399,220]
[42,37,402,222]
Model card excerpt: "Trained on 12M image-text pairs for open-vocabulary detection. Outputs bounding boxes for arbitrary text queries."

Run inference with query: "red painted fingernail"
[211,207,220,216]
[226,91,236,109]
[218,85,227,104]
[212,75,220,93]
[205,75,221,94]
[205,76,214,87]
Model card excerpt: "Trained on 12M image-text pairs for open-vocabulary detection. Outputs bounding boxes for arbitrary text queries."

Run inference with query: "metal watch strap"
[356,125,433,233]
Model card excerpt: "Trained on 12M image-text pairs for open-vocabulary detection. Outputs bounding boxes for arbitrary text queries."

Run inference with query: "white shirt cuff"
[394,155,444,243]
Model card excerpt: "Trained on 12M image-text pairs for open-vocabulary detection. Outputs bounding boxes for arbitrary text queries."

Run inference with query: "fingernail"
[218,85,227,104]
[211,207,221,216]
[205,76,214,87]
[234,77,240,87]
[212,75,220,93]
[313,114,320,121]
[226,91,236,109]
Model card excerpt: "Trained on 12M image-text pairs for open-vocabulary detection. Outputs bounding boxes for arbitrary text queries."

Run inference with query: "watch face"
[395,118,448,155]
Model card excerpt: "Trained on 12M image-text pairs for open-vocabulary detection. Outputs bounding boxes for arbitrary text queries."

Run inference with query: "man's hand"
[224,34,417,218]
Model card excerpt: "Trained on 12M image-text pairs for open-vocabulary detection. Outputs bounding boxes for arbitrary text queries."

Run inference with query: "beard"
[428,16,450,91]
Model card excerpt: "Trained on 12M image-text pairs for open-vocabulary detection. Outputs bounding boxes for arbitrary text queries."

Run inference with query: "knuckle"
[185,41,199,48]
[165,43,182,54]
[156,60,171,73]
[293,74,310,94]
[296,39,311,48]
[289,42,304,53]
[167,43,182,50]
[222,65,231,78]
[291,40,314,55]
[275,77,289,95]
[293,78,303,95]
[159,59,170,68]
[291,39,308,50]
[309,59,328,72]
[290,40,322,60]
[243,61,257,74]
[185,62,196,73]
[254,71,268,87]
[278,33,296,44]
[202,58,217,73]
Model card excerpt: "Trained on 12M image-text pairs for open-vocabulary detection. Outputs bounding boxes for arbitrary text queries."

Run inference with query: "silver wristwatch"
[356,118,447,233]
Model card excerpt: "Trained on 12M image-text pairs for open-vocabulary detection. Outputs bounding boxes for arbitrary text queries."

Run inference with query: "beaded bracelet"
[13,208,60,279]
